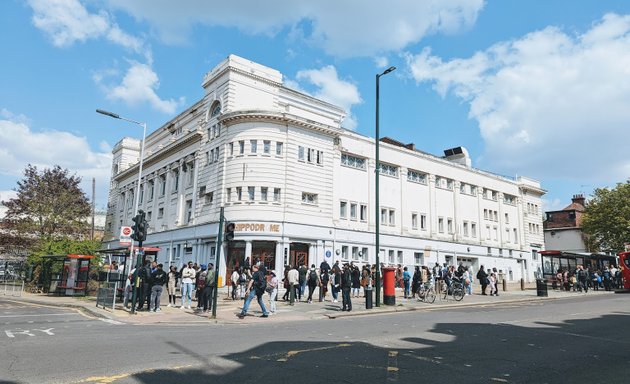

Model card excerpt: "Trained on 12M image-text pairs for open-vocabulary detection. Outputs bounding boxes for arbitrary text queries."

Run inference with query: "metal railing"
[1,276,25,297]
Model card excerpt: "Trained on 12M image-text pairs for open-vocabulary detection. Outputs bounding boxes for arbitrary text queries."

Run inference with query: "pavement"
[8,282,617,325]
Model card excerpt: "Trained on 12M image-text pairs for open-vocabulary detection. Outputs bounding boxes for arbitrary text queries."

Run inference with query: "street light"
[96,108,147,314]
[375,66,396,307]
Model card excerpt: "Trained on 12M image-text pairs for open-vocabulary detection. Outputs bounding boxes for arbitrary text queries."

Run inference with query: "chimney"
[572,194,585,207]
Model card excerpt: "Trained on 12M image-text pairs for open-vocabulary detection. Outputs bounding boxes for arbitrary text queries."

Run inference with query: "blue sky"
[2,0,630,213]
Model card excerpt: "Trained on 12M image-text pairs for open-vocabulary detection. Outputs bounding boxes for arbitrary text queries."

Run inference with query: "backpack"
[256,271,267,291]
[309,270,318,283]
[239,272,247,283]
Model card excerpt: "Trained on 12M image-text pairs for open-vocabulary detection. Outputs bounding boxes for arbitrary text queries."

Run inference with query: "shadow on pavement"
[128,312,630,384]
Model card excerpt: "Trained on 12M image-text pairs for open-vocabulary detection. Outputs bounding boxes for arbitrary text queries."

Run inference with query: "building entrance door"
[289,243,309,267]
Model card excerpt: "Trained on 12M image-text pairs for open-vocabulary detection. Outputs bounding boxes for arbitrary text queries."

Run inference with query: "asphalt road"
[1,294,629,384]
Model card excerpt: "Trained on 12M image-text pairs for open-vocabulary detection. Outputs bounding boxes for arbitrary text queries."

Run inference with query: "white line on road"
[99,319,124,325]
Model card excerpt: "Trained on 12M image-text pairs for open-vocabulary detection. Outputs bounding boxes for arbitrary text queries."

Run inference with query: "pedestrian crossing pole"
[211,207,225,319]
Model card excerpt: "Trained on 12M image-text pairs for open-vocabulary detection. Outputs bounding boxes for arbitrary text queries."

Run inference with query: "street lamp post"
[375,66,396,308]
[96,109,147,314]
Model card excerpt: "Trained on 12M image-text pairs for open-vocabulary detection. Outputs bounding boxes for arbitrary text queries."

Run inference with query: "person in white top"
[231,269,240,300]
[180,261,196,309]
[287,265,299,305]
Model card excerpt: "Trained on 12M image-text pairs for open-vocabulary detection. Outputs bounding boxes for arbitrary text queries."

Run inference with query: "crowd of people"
[122,258,623,318]
[552,264,622,292]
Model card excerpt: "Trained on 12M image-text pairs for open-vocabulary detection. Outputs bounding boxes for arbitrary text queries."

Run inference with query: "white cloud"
[406,13,630,184]
[106,0,484,57]
[295,66,362,129]
[0,113,112,208]
[95,61,185,114]
[28,0,148,59]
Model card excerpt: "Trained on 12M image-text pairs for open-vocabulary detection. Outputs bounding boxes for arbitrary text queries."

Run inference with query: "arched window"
[210,101,221,118]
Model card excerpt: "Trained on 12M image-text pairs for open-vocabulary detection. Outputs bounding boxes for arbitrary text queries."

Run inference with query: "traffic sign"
[120,226,132,246]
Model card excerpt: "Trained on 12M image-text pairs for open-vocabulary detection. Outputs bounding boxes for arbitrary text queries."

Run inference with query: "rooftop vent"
[443,146,471,167]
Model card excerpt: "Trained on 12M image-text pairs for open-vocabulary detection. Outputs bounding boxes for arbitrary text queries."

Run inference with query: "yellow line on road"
[274,343,351,362]
[75,365,193,383]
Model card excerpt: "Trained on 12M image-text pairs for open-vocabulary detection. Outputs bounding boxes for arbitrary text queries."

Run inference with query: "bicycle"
[416,282,436,303]
[441,278,465,301]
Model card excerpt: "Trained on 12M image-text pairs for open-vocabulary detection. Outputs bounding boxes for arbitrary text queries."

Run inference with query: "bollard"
[365,286,373,309]
[502,278,507,292]
[520,278,525,291]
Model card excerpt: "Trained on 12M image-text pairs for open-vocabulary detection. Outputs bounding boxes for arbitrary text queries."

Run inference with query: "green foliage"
[29,238,102,265]
[3,164,91,240]
[582,182,630,253]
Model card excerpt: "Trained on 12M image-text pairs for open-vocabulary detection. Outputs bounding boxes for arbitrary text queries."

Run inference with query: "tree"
[2,165,92,260]
[581,182,630,253]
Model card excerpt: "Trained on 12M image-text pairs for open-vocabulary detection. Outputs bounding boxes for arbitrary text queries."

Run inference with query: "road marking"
[5,328,55,338]
[274,343,351,362]
[386,351,399,382]
[100,319,124,325]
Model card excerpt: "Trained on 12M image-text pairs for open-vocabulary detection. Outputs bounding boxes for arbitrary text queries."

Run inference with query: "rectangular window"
[414,252,424,265]
[407,169,427,184]
[379,163,398,177]
[350,203,357,220]
[276,142,283,156]
[513,228,518,244]
[438,217,444,233]
[362,248,368,262]
[342,246,349,260]
[172,170,179,192]
[263,140,270,154]
[472,222,477,238]
[484,209,488,220]
[340,153,366,170]
[397,250,403,264]
[205,191,213,204]
[185,200,193,223]
[487,247,492,255]
[388,250,395,264]
[139,186,144,204]
[148,181,154,200]
[302,192,318,205]
[360,204,367,222]
[226,187,232,203]
[412,213,418,229]
[238,140,244,155]
[505,228,511,243]
[274,188,281,202]
[352,246,359,261]
[236,187,242,201]
[187,163,194,186]
[229,142,234,156]
[340,201,347,219]
[248,186,255,201]
[389,209,395,225]
[447,218,453,234]
[316,150,324,165]
[420,214,427,230]
[307,148,315,163]
[298,146,305,161]
[505,213,509,224]
[494,226,498,241]
[213,147,219,162]
[486,225,491,240]
[463,221,469,236]
[158,207,164,219]
[261,187,268,202]
[146,211,152,221]
[250,140,257,154]
[494,211,499,222]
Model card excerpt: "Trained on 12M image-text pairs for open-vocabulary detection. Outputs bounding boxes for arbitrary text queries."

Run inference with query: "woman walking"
[166,265,178,307]
[268,270,279,314]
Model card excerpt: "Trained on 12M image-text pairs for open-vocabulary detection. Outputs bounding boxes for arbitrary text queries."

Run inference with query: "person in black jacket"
[136,260,153,311]
[476,265,489,295]
[341,263,352,311]
[150,264,168,312]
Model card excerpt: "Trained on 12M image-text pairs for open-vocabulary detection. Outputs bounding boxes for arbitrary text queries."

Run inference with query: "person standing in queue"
[341,263,352,312]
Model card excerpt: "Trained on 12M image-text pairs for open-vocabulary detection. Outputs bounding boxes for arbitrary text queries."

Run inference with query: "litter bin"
[536,278,548,297]
[365,286,373,309]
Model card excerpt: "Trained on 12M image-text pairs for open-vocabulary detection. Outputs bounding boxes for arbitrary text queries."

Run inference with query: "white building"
[103,54,546,285]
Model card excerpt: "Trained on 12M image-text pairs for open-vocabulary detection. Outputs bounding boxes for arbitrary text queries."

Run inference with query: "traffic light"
[131,210,147,242]
[225,222,235,241]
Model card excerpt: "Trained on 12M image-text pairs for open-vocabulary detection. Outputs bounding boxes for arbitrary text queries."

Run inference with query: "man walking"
[238,264,270,318]
[287,265,299,305]
[150,264,167,312]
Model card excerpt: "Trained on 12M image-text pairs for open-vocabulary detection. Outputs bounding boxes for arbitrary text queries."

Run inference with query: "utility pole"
[211,207,225,319]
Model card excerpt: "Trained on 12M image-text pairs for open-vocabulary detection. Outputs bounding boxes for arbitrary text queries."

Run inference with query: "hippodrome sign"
[234,223,281,233]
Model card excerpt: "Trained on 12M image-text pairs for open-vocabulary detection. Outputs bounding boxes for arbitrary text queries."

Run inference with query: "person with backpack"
[136,260,153,311]
[320,269,330,302]
[195,264,208,311]
[238,263,270,318]
[477,265,489,295]
[150,264,168,312]
[306,264,320,303]
[200,263,215,312]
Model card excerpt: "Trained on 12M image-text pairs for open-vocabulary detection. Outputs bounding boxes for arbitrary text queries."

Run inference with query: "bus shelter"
[40,254,93,296]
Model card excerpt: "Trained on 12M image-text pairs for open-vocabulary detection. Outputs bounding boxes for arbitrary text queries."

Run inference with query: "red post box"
[619,252,630,290]
[382,267,396,306]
